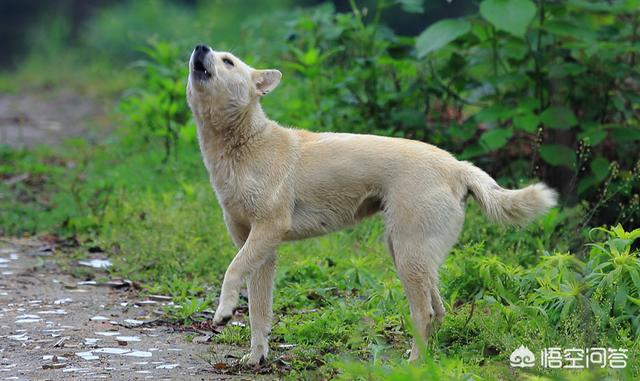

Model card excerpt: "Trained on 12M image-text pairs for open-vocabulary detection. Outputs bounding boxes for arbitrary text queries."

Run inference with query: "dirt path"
[0,90,112,148]
[0,238,254,380]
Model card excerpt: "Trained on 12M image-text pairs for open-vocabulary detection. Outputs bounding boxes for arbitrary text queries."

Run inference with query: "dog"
[186,44,557,365]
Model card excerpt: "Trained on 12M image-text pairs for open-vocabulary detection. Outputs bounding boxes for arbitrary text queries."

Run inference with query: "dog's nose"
[194,45,210,54]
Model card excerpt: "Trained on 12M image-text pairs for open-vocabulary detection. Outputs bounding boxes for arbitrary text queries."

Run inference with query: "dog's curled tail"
[461,162,558,225]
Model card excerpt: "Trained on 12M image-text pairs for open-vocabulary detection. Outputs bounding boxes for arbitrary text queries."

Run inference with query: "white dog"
[186,44,557,365]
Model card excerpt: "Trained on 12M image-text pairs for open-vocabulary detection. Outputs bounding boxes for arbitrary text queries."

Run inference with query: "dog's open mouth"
[192,59,211,79]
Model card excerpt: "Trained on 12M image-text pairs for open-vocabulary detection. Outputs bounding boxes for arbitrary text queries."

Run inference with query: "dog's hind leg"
[386,234,445,327]
[388,236,440,361]
[385,190,464,361]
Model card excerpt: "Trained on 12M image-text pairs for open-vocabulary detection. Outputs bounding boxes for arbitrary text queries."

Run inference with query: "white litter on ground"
[8,334,28,341]
[156,363,179,369]
[16,314,39,319]
[124,351,152,358]
[43,355,67,361]
[116,336,141,342]
[15,318,41,324]
[75,351,100,361]
[38,309,67,315]
[54,297,73,305]
[78,259,112,269]
[94,331,120,336]
[93,348,130,355]
[63,367,91,373]
[123,319,144,326]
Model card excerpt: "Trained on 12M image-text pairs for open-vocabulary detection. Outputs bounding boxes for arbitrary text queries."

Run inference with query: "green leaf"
[578,129,607,146]
[610,125,640,142]
[480,0,537,38]
[578,175,598,195]
[459,143,486,160]
[391,110,424,128]
[539,144,576,168]
[548,62,587,78]
[480,128,513,151]
[416,18,471,58]
[629,269,640,293]
[501,39,528,60]
[615,284,628,313]
[627,294,640,307]
[474,104,510,123]
[540,106,578,129]
[449,123,476,142]
[302,48,319,66]
[515,97,538,114]
[568,0,629,13]
[543,19,598,41]
[396,0,424,13]
[513,113,539,133]
[591,156,610,181]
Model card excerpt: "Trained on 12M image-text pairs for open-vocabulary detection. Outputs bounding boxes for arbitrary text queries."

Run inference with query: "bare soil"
[0,90,113,148]
[0,238,256,380]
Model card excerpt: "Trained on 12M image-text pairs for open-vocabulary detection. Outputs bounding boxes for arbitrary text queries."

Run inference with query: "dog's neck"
[196,99,269,165]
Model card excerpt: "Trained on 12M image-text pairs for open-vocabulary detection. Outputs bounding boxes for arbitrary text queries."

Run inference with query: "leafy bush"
[443,223,640,341]
[282,3,425,135]
[119,40,192,161]
[585,225,640,335]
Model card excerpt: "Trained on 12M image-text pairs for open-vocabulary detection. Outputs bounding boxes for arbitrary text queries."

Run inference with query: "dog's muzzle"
[192,44,212,80]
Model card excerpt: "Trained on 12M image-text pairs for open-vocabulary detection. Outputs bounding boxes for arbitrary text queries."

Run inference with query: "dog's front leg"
[244,252,276,365]
[213,226,280,326]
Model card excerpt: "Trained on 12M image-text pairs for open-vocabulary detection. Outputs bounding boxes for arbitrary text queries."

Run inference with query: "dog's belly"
[284,194,382,241]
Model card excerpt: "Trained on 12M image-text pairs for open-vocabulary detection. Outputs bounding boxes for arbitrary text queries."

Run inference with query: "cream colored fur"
[186,45,558,365]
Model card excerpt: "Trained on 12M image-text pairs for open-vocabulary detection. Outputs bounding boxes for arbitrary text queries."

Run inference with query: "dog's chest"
[209,159,265,215]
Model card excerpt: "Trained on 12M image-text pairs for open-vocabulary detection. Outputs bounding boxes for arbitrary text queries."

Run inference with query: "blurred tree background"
[0,0,474,66]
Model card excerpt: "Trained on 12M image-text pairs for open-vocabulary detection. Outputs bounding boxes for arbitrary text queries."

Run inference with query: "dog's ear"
[252,69,282,96]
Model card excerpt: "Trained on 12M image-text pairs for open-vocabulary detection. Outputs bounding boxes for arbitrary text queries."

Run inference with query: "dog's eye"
[222,57,234,67]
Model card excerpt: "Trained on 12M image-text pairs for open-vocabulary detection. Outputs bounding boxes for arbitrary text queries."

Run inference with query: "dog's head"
[186,44,281,116]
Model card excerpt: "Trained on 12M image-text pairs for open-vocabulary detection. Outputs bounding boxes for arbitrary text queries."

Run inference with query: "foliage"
[119,40,191,161]
[280,3,425,137]
[421,0,640,226]
[585,225,640,334]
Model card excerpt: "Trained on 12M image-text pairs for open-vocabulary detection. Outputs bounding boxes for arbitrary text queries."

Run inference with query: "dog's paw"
[213,314,231,326]
[213,305,234,326]
[241,351,266,366]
